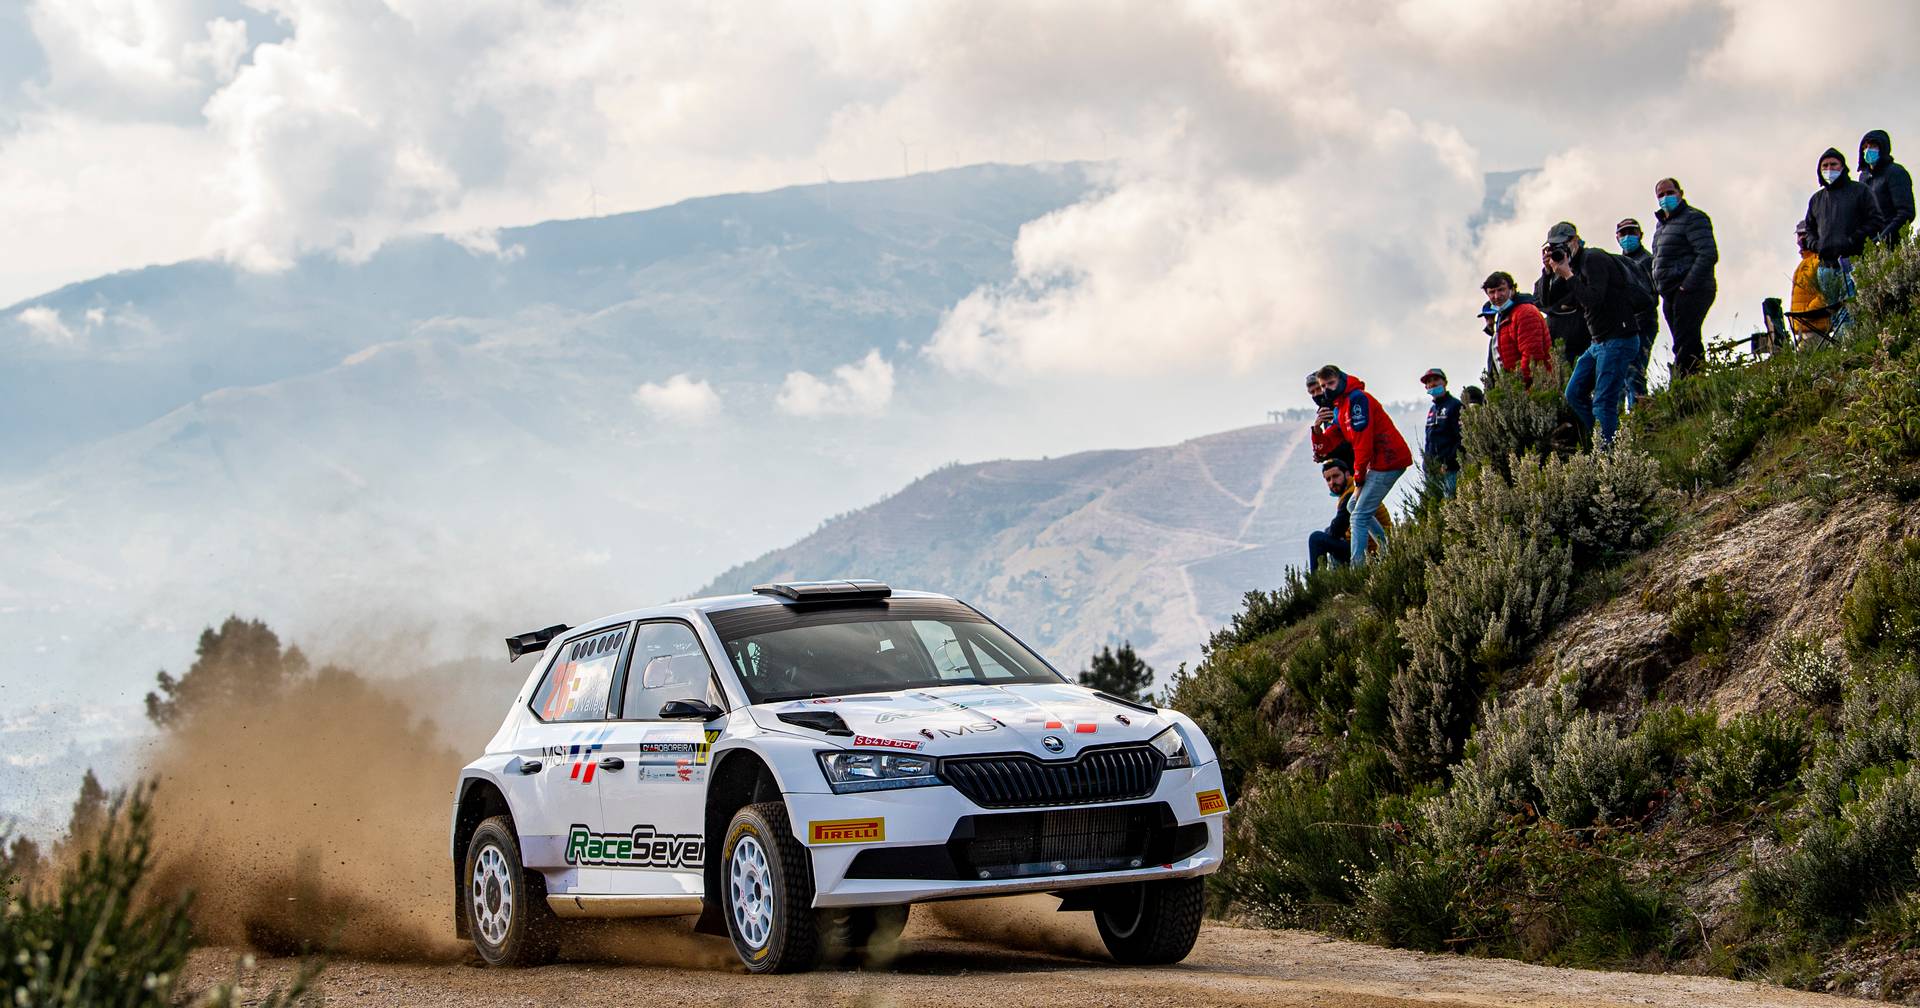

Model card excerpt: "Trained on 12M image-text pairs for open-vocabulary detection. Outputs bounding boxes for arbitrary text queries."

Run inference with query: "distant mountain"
[698,412,1425,682]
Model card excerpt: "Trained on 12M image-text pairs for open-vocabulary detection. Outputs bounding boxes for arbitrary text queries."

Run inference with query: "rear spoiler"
[505,624,570,662]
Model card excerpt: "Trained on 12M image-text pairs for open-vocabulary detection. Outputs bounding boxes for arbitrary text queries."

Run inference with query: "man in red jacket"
[1481,271,1551,385]
[1312,365,1413,566]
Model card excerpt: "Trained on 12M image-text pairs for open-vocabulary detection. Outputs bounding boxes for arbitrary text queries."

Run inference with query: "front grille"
[844,802,1208,881]
[939,745,1163,808]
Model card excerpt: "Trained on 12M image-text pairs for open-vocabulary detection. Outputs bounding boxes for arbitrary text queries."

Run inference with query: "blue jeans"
[1307,530,1348,570]
[1565,337,1635,445]
[1625,325,1656,407]
[1349,467,1404,565]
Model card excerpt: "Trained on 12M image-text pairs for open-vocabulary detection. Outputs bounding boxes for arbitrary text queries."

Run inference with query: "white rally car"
[450,580,1228,973]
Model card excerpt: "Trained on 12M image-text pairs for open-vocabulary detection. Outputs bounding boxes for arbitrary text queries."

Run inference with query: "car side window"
[621,622,720,720]
[530,625,628,722]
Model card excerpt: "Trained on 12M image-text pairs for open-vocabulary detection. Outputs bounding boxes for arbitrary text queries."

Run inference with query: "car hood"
[748,682,1171,758]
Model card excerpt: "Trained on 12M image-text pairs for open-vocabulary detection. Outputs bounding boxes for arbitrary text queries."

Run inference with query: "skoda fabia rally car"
[450,580,1227,972]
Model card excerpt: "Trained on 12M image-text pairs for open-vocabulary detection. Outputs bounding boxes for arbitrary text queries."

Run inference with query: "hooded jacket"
[1317,373,1413,480]
[1650,200,1718,294]
[1790,249,1831,338]
[1859,129,1916,244]
[1484,295,1551,381]
[1806,147,1886,262]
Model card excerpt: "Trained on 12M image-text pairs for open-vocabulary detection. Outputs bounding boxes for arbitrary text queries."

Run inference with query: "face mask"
[1865,148,1882,166]
[1619,234,1642,252]
[1822,168,1842,185]
[1426,385,1446,398]
[1657,194,1680,213]
[1492,297,1513,313]
[1328,487,1343,498]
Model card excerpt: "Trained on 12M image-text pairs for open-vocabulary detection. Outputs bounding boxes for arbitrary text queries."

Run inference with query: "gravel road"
[182,896,1850,1008]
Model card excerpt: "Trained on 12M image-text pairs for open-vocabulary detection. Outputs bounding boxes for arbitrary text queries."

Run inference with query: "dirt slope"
[182,899,1851,1008]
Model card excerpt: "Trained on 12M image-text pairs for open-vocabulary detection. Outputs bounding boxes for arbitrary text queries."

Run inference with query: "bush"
[1163,639,1292,796]
[1201,566,1365,661]
[1769,634,1846,706]
[1851,236,1920,354]
[1534,711,1656,829]
[1462,367,1568,480]
[1801,660,1920,816]
[1359,853,1463,952]
[1822,365,1920,498]
[1218,754,1396,928]
[1633,704,1718,777]
[1842,538,1920,664]
[1688,710,1811,816]
[1422,678,1576,851]
[1750,765,1920,932]
[1665,575,1752,665]
[0,786,317,1007]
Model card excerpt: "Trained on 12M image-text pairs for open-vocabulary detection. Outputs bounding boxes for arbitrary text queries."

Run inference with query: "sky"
[4,0,1916,402]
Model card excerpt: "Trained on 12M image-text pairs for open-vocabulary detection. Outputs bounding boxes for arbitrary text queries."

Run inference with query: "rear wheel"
[1093,876,1205,966]
[464,816,559,966]
[721,801,822,973]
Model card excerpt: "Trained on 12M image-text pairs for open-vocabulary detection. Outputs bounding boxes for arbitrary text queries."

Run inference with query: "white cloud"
[633,373,723,424]
[776,350,894,417]
[26,0,251,120]
[16,306,76,343]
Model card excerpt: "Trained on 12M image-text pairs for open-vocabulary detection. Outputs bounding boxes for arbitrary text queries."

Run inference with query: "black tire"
[720,801,822,973]
[820,904,910,966]
[463,815,560,966]
[1093,876,1205,966]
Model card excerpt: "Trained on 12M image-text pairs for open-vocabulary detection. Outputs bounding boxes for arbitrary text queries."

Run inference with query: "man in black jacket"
[1615,217,1659,404]
[1859,130,1915,245]
[1808,147,1888,330]
[1541,222,1638,446]
[1650,179,1717,380]
[1420,368,1463,499]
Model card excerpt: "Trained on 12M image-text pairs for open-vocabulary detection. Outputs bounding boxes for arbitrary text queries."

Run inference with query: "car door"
[586,620,726,898]
[512,623,631,895]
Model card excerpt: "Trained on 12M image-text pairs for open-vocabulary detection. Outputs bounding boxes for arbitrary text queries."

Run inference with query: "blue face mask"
[1657,194,1680,213]
[1619,234,1642,252]
[1492,298,1513,313]
[1865,147,1882,166]
[1426,385,1446,398]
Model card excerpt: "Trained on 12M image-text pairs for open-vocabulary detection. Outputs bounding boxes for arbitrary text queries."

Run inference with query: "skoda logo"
[1041,735,1064,753]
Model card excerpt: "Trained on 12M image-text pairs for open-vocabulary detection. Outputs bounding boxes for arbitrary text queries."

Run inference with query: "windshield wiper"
[758,691,832,703]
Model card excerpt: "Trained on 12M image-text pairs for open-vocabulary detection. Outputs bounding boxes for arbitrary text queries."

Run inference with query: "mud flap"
[694,896,728,936]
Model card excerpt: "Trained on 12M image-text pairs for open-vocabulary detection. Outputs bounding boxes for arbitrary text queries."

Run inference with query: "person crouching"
[1308,458,1394,571]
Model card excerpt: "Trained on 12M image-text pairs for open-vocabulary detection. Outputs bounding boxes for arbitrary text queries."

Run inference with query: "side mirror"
[659,698,724,721]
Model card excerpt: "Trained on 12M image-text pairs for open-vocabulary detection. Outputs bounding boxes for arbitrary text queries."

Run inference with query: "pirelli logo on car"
[1196,789,1228,816]
[808,818,885,844]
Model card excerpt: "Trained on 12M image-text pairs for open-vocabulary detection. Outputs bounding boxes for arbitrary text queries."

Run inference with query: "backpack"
[1607,249,1656,315]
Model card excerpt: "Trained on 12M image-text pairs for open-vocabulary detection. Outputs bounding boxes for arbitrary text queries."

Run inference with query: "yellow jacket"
[1790,249,1831,337]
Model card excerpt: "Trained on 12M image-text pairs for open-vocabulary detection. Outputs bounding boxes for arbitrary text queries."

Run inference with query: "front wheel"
[463,815,560,966]
[721,802,822,973]
[1093,876,1205,966]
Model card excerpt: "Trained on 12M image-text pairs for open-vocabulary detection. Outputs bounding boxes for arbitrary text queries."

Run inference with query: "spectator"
[1533,265,1589,363]
[1421,368,1463,499]
[1789,220,1832,347]
[1614,217,1659,406]
[1307,373,1354,472]
[1858,130,1914,245]
[1541,222,1642,447]
[1314,365,1413,566]
[1807,147,1887,330]
[1307,459,1391,570]
[1650,178,1718,380]
[1481,271,1552,385]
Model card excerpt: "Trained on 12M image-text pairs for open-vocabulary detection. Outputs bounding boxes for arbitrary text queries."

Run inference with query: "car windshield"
[719,615,1062,704]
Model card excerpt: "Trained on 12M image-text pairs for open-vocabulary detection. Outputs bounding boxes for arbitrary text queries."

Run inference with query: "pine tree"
[145,615,309,727]
[66,769,108,844]
[1077,641,1155,703]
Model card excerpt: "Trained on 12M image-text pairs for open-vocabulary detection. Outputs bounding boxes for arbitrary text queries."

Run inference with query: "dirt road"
[181,897,1850,1008]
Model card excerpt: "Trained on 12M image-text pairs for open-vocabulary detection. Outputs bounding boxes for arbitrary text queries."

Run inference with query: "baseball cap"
[1615,217,1642,235]
[1420,368,1447,384]
[1546,221,1579,243]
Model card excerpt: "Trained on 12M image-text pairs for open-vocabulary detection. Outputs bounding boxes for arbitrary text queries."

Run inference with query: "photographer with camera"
[1540,222,1644,447]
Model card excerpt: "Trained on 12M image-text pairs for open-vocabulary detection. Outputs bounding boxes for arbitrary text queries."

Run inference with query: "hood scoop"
[777,710,853,736]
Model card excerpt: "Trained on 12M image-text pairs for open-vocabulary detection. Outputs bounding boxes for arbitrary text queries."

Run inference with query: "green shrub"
[1802,660,1920,816]
[1822,365,1920,498]
[1359,509,1445,618]
[1462,367,1567,481]
[1688,710,1811,816]
[1359,853,1463,952]
[1534,711,1656,829]
[1202,566,1365,660]
[1217,752,1396,928]
[1750,765,1920,932]
[1842,538,1920,664]
[1769,634,1847,706]
[1666,575,1752,665]
[1422,678,1576,850]
[0,787,317,1007]
[1633,704,1718,776]
[1850,236,1920,353]
[1163,638,1291,795]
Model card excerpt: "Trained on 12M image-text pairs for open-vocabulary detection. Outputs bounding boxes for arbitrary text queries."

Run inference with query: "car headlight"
[1149,727,1193,769]
[817,751,941,793]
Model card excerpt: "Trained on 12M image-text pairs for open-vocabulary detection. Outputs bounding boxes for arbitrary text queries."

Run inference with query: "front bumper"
[787,761,1228,908]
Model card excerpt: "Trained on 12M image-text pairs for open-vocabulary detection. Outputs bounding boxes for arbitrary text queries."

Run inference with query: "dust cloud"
[918,894,1107,961]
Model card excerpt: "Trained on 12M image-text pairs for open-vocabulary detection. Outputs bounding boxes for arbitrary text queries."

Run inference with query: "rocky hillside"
[698,412,1424,681]
[1172,239,1920,998]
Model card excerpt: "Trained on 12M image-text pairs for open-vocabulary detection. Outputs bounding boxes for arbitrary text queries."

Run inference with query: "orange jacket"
[1790,249,1831,337]
[1493,301,1553,382]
